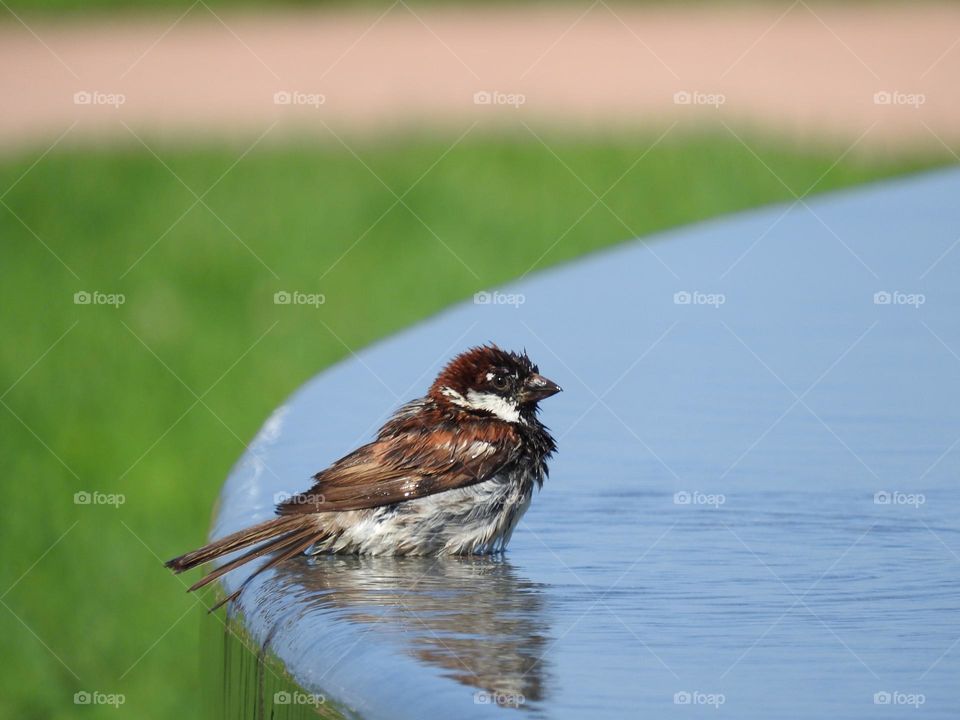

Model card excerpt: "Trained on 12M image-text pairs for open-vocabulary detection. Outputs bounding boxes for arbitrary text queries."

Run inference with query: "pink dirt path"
[0,3,958,151]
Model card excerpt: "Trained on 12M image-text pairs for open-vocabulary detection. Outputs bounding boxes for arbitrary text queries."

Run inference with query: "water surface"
[214,169,960,718]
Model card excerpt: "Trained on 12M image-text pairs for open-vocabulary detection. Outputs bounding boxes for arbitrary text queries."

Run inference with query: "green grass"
[0,129,948,719]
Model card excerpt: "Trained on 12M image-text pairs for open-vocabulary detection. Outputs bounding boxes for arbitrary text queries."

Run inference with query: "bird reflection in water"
[273,554,552,709]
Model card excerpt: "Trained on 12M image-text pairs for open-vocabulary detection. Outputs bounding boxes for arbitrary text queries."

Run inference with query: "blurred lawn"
[0,130,947,719]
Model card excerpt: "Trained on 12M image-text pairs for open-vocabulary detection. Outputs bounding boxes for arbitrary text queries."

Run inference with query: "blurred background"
[1,0,957,717]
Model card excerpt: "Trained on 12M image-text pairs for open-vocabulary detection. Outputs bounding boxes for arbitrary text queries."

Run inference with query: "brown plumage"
[275,419,520,514]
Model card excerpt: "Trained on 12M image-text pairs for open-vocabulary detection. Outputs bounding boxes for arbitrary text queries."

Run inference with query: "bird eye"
[491,374,509,391]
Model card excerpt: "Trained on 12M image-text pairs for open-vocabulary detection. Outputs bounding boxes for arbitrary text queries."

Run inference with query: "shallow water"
[214,169,960,718]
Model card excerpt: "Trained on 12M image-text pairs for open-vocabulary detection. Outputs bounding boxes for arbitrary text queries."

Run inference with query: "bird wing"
[275,425,521,515]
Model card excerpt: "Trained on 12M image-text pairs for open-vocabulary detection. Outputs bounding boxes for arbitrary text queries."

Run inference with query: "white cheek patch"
[464,390,521,423]
[440,386,522,423]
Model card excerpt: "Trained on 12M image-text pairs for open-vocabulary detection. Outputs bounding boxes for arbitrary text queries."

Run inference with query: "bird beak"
[522,373,563,403]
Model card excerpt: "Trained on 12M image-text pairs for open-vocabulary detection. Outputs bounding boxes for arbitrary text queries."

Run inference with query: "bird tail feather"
[165,515,318,611]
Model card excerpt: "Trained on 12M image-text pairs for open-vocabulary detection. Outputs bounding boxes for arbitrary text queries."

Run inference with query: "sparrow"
[166,344,561,608]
